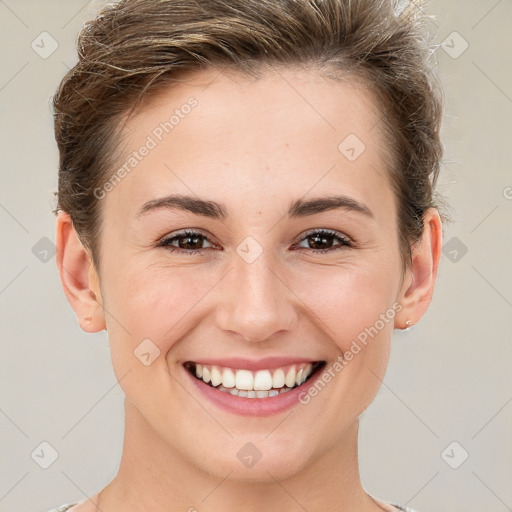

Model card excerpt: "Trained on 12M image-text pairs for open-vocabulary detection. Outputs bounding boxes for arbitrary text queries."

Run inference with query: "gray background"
[0,1,511,511]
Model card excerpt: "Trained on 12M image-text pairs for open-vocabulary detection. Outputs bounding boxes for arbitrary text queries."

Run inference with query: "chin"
[205,454,307,483]
[191,433,315,483]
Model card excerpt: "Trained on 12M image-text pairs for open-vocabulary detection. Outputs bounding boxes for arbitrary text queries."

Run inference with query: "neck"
[96,399,385,512]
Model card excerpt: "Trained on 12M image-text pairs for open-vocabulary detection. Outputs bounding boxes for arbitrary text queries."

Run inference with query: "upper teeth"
[194,363,313,391]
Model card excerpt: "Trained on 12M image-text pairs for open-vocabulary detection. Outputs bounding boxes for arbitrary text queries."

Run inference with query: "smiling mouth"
[184,361,326,398]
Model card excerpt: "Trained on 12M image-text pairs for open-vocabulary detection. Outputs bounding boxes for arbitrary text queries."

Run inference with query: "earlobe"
[394,208,443,330]
[56,211,106,333]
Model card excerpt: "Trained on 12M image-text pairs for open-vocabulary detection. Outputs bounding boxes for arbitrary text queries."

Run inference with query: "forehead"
[106,66,395,222]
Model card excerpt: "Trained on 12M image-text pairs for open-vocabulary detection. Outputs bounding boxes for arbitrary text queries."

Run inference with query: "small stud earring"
[405,320,413,329]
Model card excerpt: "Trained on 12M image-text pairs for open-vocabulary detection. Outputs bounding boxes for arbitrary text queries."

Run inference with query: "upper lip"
[184,356,323,371]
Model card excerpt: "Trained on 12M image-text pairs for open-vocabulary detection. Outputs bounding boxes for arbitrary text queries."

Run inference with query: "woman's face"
[90,67,413,480]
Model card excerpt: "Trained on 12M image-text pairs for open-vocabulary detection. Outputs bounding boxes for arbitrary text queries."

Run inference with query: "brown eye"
[159,230,215,254]
[294,229,352,254]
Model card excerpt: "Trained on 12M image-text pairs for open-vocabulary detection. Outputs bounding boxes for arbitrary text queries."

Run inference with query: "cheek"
[101,261,222,355]
[99,264,208,416]
[291,261,397,352]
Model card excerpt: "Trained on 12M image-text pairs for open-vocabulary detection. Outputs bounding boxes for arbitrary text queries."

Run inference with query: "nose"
[215,250,299,343]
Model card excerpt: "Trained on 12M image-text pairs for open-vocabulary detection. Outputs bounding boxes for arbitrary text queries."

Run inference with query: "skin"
[56,66,442,512]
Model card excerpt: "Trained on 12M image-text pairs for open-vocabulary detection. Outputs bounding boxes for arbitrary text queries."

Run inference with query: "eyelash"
[157,228,353,255]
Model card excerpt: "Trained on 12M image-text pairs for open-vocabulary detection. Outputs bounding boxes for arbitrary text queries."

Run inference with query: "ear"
[55,211,106,333]
[394,208,443,330]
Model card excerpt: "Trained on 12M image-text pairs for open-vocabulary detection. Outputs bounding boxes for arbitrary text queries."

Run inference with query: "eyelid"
[157,229,219,253]
[158,228,214,244]
[158,227,354,253]
[293,228,352,245]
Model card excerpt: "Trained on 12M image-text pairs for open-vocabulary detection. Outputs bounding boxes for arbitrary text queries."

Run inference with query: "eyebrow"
[137,194,374,220]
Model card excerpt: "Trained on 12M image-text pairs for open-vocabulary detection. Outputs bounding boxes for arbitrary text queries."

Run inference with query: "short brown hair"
[53,0,448,271]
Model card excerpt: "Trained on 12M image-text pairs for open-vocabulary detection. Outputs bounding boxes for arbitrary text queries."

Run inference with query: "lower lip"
[183,365,322,417]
